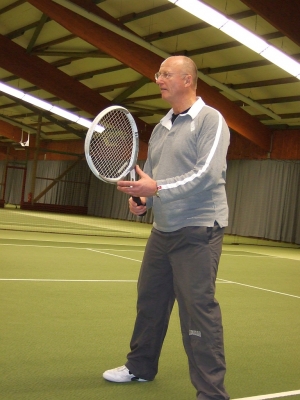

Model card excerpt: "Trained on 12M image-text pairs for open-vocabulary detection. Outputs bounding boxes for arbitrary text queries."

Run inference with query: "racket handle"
[132,196,147,217]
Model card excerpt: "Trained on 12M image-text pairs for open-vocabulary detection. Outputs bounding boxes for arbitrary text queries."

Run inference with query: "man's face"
[155,59,187,104]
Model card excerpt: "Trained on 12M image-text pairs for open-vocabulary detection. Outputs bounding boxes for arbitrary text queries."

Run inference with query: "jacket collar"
[160,97,205,129]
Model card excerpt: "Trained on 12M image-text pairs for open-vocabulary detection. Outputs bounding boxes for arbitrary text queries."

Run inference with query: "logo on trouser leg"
[189,330,201,337]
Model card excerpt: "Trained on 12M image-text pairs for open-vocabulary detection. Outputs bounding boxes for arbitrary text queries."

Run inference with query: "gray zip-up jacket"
[144,97,230,232]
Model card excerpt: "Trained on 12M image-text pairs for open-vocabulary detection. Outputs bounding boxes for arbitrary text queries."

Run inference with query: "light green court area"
[1,216,300,400]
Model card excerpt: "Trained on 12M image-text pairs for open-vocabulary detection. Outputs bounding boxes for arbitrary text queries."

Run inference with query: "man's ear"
[185,75,191,86]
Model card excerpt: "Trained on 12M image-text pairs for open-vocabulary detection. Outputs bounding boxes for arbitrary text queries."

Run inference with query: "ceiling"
[0,0,299,155]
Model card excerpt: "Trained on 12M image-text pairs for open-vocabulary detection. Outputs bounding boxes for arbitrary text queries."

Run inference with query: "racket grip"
[132,196,147,217]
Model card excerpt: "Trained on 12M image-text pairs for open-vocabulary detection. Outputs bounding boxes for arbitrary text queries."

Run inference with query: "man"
[103,56,230,400]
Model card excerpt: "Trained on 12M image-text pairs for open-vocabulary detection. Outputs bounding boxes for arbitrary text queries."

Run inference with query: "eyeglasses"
[154,72,187,80]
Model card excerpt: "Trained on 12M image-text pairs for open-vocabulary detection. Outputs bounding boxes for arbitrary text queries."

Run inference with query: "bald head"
[161,56,198,89]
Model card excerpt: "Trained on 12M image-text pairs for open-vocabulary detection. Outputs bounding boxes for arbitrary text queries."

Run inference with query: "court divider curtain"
[0,161,25,205]
[225,159,300,244]
[24,160,90,206]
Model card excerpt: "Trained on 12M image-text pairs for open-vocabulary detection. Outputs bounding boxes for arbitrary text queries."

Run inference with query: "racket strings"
[89,110,134,179]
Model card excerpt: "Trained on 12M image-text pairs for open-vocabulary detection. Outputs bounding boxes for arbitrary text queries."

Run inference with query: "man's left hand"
[117,165,157,197]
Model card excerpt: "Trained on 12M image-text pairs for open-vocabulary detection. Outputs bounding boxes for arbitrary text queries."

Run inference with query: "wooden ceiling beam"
[230,77,298,90]
[113,77,151,104]
[31,34,76,52]
[241,0,300,47]
[26,13,49,53]
[0,34,111,116]
[27,0,272,151]
[72,64,126,81]
[122,94,161,104]
[68,0,138,35]
[119,3,176,24]
[234,95,300,106]
[0,120,24,143]
[95,81,138,93]
[5,20,50,40]
[257,112,300,121]
[32,50,108,58]
[0,0,25,15]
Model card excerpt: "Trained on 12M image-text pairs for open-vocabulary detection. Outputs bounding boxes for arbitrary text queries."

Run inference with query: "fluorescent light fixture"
[0,81,94,130]
[94,124,105,133]
[22,94,52,111]
[170,0,228,29]
[261,46,300,77]
[0,82,24,99]
[76,117,93,128]
[169,0,300,79]
[221,20,268,53]
[50,105,79,122]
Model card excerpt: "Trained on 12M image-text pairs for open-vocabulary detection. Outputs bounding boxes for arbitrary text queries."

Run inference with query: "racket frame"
[84,105,139,183]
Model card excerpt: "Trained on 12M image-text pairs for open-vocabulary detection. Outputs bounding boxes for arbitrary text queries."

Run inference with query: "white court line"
[0,243,144,252]
[223,251,300,261]
[0,243,288,257]
[87,248,142,262]
[218,278,300,299]
[0,278,232,283]
[222,254,269,257]
[232,389,300,400]
[1,245,299,298]
[0,277,296,299]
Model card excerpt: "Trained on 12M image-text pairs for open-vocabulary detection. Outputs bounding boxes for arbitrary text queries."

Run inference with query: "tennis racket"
[84,105,146,216]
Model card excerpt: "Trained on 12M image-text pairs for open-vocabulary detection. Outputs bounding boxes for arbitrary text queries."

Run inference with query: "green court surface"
[1,222,300,400]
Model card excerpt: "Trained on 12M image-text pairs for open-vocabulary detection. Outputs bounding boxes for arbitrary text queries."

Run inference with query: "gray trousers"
[126,225,229,400]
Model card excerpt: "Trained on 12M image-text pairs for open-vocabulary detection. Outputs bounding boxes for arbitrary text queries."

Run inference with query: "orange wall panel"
[271,130,300,160]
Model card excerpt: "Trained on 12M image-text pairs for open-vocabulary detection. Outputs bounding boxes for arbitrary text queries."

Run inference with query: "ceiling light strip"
[168,0,300,80]
[0,82,93,129]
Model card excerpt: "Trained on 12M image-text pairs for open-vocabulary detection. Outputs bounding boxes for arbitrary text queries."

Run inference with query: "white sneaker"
[103,365,148,382]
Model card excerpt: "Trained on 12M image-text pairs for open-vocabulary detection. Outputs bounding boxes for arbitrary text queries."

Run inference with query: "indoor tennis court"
[1,1,300,399]
[1,209,299,400]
